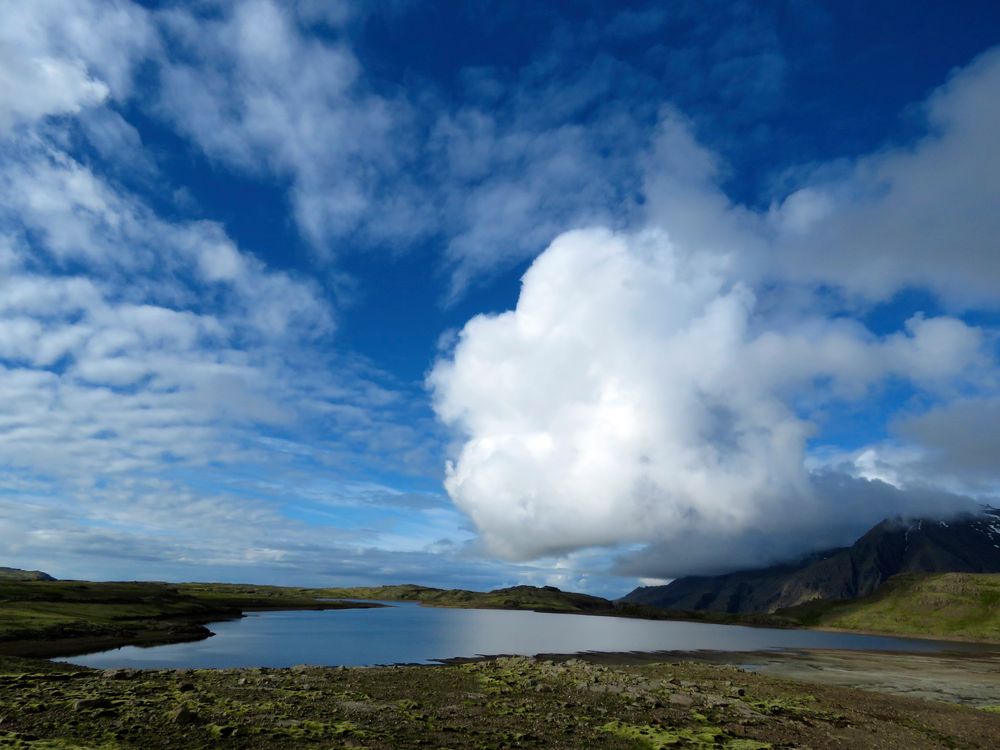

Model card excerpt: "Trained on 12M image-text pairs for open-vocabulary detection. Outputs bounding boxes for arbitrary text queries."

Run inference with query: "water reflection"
[59,601,975,670]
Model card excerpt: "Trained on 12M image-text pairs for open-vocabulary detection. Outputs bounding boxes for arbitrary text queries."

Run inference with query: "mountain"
[0,567,55,581]
[621,507,1000,614]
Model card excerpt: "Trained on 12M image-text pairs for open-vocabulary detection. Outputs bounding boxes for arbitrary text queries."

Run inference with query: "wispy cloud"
[154,0,428,251]
[0,0,460,585]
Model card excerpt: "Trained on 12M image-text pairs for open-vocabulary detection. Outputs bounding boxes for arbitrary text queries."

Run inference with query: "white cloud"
[0,53,108,132]
[0,0,154,132]
[0,33,446,580]
[830,398,1000,498]
[154,0,423,251]
[430,88,645,296]
[430,228,988,574]
[426,43,1000,576]
[767,47,1000,307]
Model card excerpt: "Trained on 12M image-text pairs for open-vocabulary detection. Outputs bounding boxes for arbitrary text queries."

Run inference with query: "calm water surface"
[59,602,975,670]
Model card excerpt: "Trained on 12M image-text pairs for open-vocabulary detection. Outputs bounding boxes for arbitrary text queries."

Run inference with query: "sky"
[1,0,999,598]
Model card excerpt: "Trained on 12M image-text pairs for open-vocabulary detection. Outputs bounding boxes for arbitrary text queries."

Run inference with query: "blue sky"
[1,1,999,597]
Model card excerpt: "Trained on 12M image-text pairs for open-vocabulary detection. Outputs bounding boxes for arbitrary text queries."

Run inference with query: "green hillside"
[176,582,613,612]
[783,573,1000,642]
[0,567,54,581]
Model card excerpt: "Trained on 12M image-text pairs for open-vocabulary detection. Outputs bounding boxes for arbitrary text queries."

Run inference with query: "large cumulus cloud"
[429,228,986,576]
[429,44,1000,578]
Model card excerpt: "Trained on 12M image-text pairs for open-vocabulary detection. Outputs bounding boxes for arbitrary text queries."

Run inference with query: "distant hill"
[311,583,615,613]
[0,567,55,582]
[783,572,1000,642]
[622,507,1000,614]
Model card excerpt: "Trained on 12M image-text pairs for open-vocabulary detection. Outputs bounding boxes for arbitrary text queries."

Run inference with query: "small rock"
[668,693,695,707]
[101,669,134,680]
[729,700,766,720]
[702,693,730,708]
[169,706,203,725]
[177,682,196,692]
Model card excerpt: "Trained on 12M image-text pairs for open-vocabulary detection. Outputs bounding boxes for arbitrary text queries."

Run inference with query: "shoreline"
[6,600,998,663]
[7,598,1000,663]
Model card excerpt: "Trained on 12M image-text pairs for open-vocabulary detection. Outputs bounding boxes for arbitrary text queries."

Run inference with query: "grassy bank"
[0,580,380,658]
[1,653,998,748]
[780,573,1000,643]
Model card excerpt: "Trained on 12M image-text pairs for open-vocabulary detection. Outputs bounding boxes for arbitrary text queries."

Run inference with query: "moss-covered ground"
[0,654,997,749]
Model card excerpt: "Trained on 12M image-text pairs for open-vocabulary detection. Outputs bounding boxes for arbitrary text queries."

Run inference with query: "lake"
[56,602,976,668]
[57,601,980,670]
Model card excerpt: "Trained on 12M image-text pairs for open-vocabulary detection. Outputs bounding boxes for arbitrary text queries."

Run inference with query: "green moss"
[206,724,236,738]
[599,720,771,749]
[0,732,118,749]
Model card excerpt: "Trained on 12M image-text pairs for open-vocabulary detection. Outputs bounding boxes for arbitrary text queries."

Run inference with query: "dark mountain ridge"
[622,507,1000,614]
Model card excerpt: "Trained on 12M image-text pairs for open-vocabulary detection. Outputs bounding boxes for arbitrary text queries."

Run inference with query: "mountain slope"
[0,568,55,581]
[784,572,1000,642]
[622,507,1000,614]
